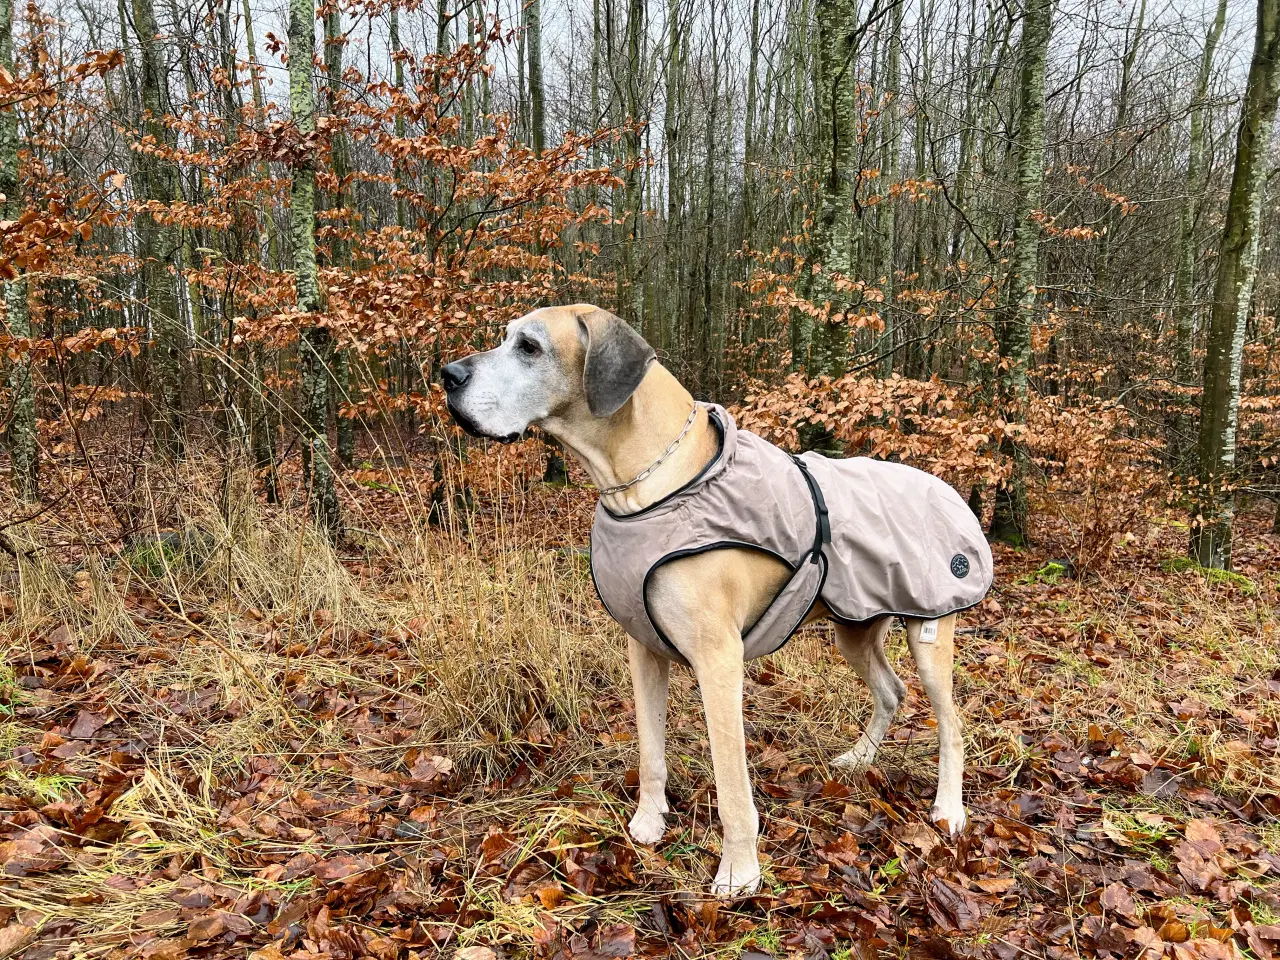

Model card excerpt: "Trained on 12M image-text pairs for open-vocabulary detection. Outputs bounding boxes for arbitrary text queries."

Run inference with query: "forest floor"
[1,447,1279,960]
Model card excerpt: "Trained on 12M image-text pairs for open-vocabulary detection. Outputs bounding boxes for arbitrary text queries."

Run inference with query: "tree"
[1191,0,1279,569]
[989,0,1053,546]
[324,0,355,469]
[291,0,342,538]
[131,0,186,459]
[801,0,857,376]
[0,0,34,497]
[1171,0,1227,471]
[527,0,546,154]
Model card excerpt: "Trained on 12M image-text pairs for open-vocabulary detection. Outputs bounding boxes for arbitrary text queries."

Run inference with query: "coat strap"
[791,455,832,564]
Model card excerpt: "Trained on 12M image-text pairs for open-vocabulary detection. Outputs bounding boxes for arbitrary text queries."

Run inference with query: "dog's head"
[442,304,655,441]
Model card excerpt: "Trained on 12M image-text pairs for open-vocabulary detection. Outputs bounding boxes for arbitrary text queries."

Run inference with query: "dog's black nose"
[441,361,470,392]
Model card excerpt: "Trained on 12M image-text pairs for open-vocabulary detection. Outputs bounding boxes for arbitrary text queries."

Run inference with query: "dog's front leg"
[627,636,670,844]
[688,636,761,896]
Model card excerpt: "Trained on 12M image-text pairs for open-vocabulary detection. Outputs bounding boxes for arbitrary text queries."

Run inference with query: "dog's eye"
[516,337,541,357]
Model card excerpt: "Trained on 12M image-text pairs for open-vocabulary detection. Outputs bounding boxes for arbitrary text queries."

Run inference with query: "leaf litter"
[1,471,1278,960]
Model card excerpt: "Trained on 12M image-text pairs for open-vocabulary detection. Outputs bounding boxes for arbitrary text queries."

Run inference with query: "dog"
[442,304,989,895]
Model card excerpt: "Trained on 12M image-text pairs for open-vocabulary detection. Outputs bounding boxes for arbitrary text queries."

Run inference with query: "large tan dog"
[442,304,967,895]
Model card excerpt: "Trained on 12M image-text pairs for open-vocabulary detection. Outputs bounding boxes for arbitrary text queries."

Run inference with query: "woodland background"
[0,0,1279,957]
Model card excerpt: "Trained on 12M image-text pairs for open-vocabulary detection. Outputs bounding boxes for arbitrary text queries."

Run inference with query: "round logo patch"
[950,554,970,579]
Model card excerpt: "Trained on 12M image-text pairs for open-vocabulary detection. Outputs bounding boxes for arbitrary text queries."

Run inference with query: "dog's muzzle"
[442,359,522,444]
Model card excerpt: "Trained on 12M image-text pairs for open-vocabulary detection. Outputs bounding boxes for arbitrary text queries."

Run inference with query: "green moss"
[1161,556,1257,595]
[1015,561,1073,587]
[1035,561,1068,584]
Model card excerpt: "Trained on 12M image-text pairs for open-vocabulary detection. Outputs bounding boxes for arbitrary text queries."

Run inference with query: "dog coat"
[589,404,993,663]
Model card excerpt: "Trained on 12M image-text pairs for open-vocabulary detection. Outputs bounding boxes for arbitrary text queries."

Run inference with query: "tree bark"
[291,0,342,538]
[324,0,355,469]
[989,0,1053,547]
[1170,0,1227,471]
[0,0,34,497]
[1091,0,1145,333]
[877,0,903,376]
[619,0,646,327]
[1191,0,1279,569]
[803,0,858,376]
[132,0,186,459]
[241,0,280,500]
[528,0,546,153]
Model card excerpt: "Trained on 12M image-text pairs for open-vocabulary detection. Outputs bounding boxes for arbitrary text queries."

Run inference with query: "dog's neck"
[546,363,719,515]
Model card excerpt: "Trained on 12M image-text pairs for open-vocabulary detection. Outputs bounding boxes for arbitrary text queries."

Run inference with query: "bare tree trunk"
[989,0,1053,547]
[620,0,646,327]
[877,0,903,376]
[1191,0,1279,569]
[804,0,858,376]
[132,0,186,459]
[528,0,546,153]
[291,0,342,538]
[0,0,34,497]
[324,1,355,469]
[661,0,683,353]
[1091,0,1145,333]
[1170,0,1227,471]
[243,0,279,501]
[390,4,407,230]
[524,0,564,483]
[741,0,761,249]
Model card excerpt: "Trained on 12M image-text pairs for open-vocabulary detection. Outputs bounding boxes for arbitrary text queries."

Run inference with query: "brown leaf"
[536,884,568,909]
[479,826,513,864]
[1156,920,1190,943]
[0,925,36,959]
[68,707,108,738]
[926,877,984,931]
[898,821,941,856]
[1,824,67,875]
[187,913,228,941]
[593,924,636,958]
[1099,881,1138,921]
[974,876,1015,894]
[1184,819,1224,855]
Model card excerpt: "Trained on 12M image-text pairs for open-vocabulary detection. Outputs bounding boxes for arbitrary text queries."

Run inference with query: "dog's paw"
[832,737,877,773]
[711,855,761,897]
[628,808,667,845]
[930,800,967,837]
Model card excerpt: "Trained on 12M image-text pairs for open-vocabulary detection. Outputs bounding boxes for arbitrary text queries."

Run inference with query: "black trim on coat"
[598,407,726,521]
[640,540,797,664]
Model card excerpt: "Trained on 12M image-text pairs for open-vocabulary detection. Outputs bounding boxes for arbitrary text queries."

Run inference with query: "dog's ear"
[577,308,656,417]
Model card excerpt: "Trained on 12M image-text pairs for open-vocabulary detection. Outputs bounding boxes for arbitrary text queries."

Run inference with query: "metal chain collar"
[596,404,700,496]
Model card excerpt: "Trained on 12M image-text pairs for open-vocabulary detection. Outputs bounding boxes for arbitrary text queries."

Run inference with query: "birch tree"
[1191,0,1279,569]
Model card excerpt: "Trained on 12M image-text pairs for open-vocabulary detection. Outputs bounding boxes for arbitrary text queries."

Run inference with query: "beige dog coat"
[589,405,993,663]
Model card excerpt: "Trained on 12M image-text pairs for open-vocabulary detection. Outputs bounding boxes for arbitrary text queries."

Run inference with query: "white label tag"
[918,620,939,644]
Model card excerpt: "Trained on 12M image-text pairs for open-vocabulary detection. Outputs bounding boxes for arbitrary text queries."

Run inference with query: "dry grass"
[1,462,1278,957]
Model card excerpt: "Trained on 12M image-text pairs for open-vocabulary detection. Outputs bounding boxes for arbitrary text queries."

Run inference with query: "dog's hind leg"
[904,613,967,835]
[832,617,907,772]
[627,636,671,845]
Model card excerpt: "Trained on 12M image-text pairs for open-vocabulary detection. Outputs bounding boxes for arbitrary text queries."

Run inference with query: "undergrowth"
[1,458,1277,958]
